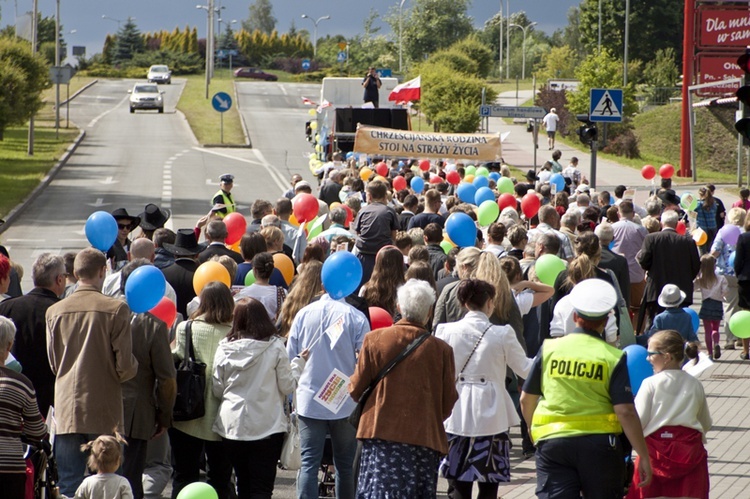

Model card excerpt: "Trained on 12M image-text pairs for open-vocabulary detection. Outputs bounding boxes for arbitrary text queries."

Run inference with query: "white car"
[128,83,164,113]
[147,64,171,84]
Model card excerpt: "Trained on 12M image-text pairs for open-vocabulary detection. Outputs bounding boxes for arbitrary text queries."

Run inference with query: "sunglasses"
[646,351,663,357]
[117,223,131,230]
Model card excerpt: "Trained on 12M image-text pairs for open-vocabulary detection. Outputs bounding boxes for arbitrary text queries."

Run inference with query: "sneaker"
[713,344,721,360]
[741,352,749,360]
[725,343,736,350]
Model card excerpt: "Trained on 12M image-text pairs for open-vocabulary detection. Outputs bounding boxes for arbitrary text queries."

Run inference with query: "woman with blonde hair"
[277,260,323,337]
[711,206,746,351]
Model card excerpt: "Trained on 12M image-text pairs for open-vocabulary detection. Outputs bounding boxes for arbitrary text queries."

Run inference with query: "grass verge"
[0,126,79,218]
[177,71,246,145]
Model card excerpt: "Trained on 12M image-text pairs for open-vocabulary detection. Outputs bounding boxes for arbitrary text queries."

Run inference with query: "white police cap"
[569,278,617,320]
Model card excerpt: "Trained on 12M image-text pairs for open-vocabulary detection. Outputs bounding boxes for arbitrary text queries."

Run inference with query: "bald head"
[130,238,155,261]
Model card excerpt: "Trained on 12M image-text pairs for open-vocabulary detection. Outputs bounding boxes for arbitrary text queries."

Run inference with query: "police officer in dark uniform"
[212,174,236,218]
[520,279,652,498]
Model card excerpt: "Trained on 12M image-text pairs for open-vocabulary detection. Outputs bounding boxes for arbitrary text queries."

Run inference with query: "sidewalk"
[465,93,750,498]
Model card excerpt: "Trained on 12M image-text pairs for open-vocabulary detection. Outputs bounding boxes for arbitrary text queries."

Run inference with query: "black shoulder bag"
[348,332,430,429]
[173,321,207,422]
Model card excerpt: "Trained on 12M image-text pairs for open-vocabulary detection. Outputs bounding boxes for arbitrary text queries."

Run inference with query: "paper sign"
[313,368,351,414]
[326,316,346,349]
[683,352,714,378]
[623,189,635,202]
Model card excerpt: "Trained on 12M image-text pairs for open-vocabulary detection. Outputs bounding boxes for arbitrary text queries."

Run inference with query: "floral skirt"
[356,439,440,499]
[439,433,511,483]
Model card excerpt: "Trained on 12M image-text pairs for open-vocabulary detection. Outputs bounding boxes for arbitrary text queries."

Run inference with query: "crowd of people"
[0,150,740,499]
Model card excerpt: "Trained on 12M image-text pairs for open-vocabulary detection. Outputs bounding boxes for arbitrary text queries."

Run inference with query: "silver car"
[147,64,171,84]
[128,83,164,113]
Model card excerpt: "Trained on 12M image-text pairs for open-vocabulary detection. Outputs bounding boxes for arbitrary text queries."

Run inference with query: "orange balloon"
[193,261,231,295]
[273,253,295,286]
[359,167,373,181]
[229,240,241,253]
[464,174,475,184]
[289,213,300,227]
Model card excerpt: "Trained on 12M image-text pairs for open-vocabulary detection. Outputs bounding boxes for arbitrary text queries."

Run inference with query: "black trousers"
[169,428,233,499]
[223,433,285,499]
[448,480,499,499]
[122,436,148,499]
[535,434,625,499]
[0,473,26,499]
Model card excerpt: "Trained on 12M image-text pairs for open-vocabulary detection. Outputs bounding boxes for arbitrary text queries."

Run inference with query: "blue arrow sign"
[337,51,347,63]
[212,92,232,113]
[301,58,311,71]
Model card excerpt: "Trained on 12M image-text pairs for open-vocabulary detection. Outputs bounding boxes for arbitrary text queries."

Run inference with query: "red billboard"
[696,53,743,96]
[698,6,750,49]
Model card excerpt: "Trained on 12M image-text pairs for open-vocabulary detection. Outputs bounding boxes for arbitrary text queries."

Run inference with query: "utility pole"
[27,0,38,155]
[498,2,503,81]
[55,0,60,138]
[505,0,510,80]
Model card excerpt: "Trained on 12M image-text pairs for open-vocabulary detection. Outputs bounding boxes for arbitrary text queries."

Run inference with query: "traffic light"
[735,48,750,143]
[576,114,598,146]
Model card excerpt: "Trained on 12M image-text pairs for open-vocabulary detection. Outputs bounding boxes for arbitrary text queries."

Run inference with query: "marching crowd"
[0,150,743,499]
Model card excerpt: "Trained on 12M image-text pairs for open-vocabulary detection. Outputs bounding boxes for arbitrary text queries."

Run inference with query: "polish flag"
[388,76,421,102]
[316,99,332,113]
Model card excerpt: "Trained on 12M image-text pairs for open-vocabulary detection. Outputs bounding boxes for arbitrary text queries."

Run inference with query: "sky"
[4,0,578,57]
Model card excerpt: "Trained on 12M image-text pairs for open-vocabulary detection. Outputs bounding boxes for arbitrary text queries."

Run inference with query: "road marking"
[195,146,289,192]
[86,198,111,208]
[5,238,45,243]
[59,239,88,243]
[99,176,119,185]
[279,85,288,96]
[88,95,129,127]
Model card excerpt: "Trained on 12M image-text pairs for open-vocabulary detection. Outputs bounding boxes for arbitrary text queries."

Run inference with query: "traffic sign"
[338,42,347,50]
[301,58,311,71]
[216,49,227,59]
[478,105,546,119]
[212,92,232,113]
[337,51,347,63]
[49,66,74,85]
[589,88,623,123]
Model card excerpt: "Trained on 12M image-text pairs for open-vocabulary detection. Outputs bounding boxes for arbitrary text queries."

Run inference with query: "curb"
[201,143,252,148]
[233,79,253,148]
[56,79,98,108]
[0,129,86,236]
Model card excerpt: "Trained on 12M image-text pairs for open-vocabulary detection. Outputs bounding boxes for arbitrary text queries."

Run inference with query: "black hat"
[657,190,681,207]
[525,169,539,182]
[139,203,171,231]
[220,174,234,183]
[110,208,141,231]
[163,229,207,256]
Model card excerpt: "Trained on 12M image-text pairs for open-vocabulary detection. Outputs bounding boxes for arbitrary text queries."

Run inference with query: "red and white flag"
[301,97,316,105]
[388,76,421,102]
[316,99,332,113]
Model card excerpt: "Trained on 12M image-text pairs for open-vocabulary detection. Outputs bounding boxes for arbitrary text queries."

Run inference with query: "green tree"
[113,18,145,64]
[567,48,636,116]
[0,37,50,139]
[243,0,276,35]
[535,45,580,82]
[643,48,679,87]
[450,35,494,78]
[218,25,239,52]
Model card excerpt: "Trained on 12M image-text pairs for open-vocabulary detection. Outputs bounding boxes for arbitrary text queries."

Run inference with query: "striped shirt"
[0,366,47,473]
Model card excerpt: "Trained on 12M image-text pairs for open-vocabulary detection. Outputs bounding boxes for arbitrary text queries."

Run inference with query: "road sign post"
[212,92,232,144]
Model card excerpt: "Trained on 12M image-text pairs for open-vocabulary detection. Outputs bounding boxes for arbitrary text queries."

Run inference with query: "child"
[642,284,699,346]
[694,254,728,359]
[74,433,132,499]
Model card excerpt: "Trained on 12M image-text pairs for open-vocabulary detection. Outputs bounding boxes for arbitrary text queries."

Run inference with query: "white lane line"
[59,239,88,243]
[5,238,45,242]
[279,85,288,96]
[87,95,129,128]
[194,146,287,192]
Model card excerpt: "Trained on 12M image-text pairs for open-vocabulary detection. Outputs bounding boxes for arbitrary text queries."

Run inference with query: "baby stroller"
[23,437,59,499]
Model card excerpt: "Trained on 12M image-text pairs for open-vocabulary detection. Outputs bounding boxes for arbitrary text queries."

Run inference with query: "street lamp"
[508,21,536,80]
[623,0,630,85]
[197,2,216,98]
[301,14,330,58]
[399,0,407,73]
[101,15,125,29]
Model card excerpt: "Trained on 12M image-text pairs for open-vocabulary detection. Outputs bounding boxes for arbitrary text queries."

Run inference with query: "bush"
[128,50,203,75]
[271,56,322,75]
[429,50,478,76]
[450,35,494,78]
[79,65,146,78]
[602,128,640,158]
[292,70,328,82]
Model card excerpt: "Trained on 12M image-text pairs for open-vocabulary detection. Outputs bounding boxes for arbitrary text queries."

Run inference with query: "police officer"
[212,174,236,217]
[520,279,652,498]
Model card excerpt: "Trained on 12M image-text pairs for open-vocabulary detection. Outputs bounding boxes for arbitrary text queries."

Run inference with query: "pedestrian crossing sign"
[589,88,623,123]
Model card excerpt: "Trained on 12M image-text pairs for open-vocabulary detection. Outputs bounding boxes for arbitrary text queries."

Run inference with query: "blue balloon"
[549,173,565,192]
[85,211,118,252]
[456,183,477,204]
[474,186,495,206]
[623,345,654,395]
[729,250,736,268]
[410,176,425,193]
[345,151,354,160]
[683,307,700,333]
[488,172,501,182]
[445,212,477,248]
[125,265,166,313]
[472,175,489,189]
[322,250,363,299]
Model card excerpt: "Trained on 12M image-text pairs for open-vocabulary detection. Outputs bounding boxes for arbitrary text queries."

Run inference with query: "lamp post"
[505,0,510,80]
[197,2,216,97]
[301,14,330,58]
[508,21,536,80]
[101,15,124,29]
[399,0,407,73]
[623,0,630,86]
[598,0,602,54]
[498,2,503,81]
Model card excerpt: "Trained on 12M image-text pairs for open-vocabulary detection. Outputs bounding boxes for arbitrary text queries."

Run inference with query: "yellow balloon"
[273,253,295,286]
[229,241,241,253]
[308,108,317,117]
[374,175,388,182]
[692,228,707,246]
[360,167,373,181]
[289,213,300,227]
[310,121,318,130]
[330,202,342,210]
[315,144,323,153]
[443,233,455,246]
[193,261,231,295]
[464,174,475,184]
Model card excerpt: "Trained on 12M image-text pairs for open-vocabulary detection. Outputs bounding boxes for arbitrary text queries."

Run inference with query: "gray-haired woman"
[349,279,458,498]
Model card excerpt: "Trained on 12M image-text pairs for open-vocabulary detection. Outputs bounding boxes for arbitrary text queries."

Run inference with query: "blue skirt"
[439,433,511,483]
[699,297,723,321]
[356,439,440,499]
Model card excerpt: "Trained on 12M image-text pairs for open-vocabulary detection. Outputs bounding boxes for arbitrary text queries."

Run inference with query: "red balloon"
[393,175,407,191]
[521,193,541,219]
[149,297,177,328]
[641,164,656,180]
[223,212,247,245]
[659,164,675,179]
[342,204,354,227]
[676,220,687,235]
[497,193,516,211]
[375,162,389,177]
[419,159,431,171]
[446,170,461,185]
[429,175,443,184]
[293,193,319,223]
[369,306,394,330]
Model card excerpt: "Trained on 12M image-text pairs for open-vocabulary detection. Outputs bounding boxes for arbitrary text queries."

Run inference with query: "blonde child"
[74,433,132,499]
[694,254,728,359]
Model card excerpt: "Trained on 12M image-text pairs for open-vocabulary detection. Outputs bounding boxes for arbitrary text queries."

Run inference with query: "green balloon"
[177,482,218,499]
[476,166,490,177]
[244,270,256,286]
[497,177,514,195]
[536,254,567,286]
[730,310,750,339]
[440,240,454,254]
[477,200,500,227]
[465,165,477,176]
[680,193,697,212]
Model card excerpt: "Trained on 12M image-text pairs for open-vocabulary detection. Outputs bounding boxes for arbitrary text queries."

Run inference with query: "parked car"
[147,65,171,84]
[233,67,278,81]
[128,83,164,113]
